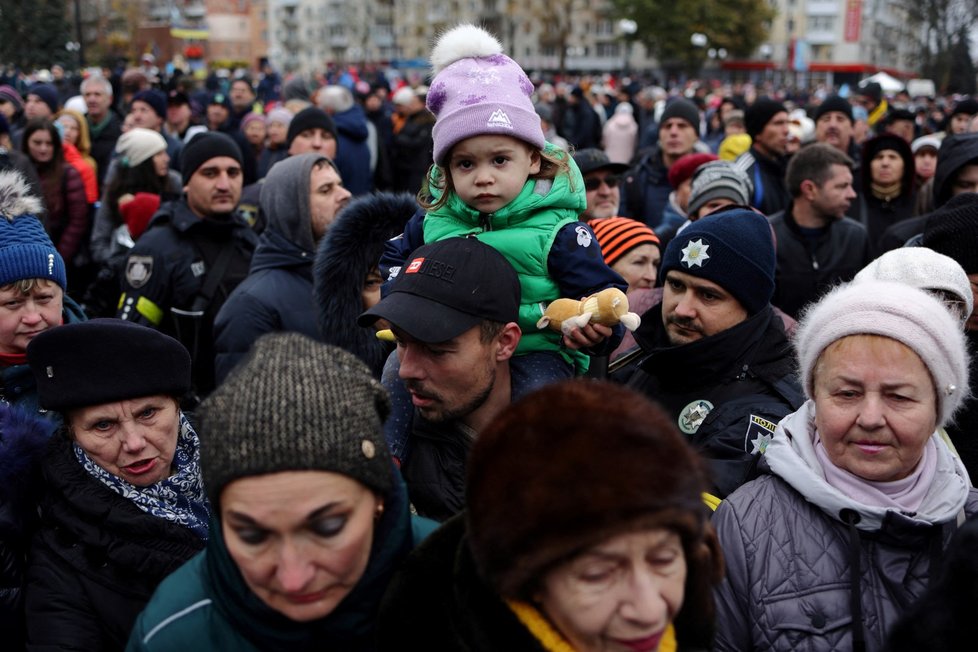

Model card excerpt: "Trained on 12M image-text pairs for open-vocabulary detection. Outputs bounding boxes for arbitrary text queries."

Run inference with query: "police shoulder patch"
[744,414,777,454]
[125,255,154,289]
[678,399,714,435]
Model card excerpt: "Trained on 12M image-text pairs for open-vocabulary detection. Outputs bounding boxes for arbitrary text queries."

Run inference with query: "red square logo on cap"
[406,257,424,273]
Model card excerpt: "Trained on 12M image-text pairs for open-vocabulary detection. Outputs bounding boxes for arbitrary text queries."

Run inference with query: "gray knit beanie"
[795,280,970,427]
[198,332,392,506]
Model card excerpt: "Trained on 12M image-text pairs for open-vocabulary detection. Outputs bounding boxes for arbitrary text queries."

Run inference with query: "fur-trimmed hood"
[0,403,56,487]
[0,169,43,221]
[314,192,417,377]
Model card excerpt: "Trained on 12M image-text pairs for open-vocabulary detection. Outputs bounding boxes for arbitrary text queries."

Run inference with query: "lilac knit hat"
[795,280,970,427]
[426,24,545,164]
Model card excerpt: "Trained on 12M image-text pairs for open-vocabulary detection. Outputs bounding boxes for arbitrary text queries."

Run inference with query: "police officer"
[117,131,257,400]
[619,207,803,498]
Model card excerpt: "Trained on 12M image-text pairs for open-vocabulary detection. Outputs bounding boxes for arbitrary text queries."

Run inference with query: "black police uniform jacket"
[116,200,257,397]
[768,201,871,318]
[625,304,803,498]
[23,435,203,652]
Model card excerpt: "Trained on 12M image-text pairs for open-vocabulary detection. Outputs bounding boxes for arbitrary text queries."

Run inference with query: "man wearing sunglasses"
[572,148,629,221]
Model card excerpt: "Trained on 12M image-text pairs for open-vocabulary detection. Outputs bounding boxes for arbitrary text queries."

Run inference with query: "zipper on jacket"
[479,212,494,232]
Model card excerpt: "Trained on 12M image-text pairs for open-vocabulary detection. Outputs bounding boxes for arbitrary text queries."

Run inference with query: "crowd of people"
[1,21,978,651]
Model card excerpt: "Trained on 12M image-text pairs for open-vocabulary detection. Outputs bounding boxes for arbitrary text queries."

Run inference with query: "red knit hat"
[667,152,718,189]
[589,217,660,267]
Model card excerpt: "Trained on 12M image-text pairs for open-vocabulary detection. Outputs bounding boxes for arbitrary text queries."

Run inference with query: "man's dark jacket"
[626,304,803,498]
[769,201,871,318]
[734,146,791,217]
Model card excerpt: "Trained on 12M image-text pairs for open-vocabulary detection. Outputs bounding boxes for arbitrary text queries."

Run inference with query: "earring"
[375,503,385,519]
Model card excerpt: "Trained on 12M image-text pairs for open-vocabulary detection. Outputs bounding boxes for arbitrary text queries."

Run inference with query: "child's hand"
[562,322,612,350]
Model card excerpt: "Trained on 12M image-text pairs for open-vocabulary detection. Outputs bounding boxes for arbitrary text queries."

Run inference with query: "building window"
[808,15,836,31]
[596,42,620,57]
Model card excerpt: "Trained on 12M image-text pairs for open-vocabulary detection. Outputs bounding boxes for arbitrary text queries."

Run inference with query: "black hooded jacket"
[858,133,917,254]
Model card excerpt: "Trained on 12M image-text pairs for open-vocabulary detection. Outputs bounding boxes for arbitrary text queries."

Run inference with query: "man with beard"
[623,208,802,498]
[117,132,257,401]
[358,237,521,521]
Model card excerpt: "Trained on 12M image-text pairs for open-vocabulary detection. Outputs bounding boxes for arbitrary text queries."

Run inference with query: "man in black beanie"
[286,106,338,158]
[733,97,791,216]
[813,94,859,163]
[117,131,258,402]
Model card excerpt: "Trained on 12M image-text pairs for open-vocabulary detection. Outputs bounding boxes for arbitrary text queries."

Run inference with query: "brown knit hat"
[589,217,660,267]
[466,380,719,603]
[198,332,392,507]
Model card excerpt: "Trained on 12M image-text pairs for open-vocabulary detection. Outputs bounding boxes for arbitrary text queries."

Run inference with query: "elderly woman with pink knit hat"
[713,280,978,651]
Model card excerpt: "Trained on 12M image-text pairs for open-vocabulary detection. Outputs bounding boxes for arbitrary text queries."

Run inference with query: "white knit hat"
[115,127,168,168]
[796,280,970,427]
[853,247,973,326]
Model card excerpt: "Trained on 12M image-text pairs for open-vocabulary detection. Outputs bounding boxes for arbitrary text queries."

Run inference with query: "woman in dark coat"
[858,133,916,255]
[23,320,209,651]
[379,380,724,651]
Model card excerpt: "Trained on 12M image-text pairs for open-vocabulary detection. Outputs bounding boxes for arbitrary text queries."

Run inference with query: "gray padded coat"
[713,400,978,651]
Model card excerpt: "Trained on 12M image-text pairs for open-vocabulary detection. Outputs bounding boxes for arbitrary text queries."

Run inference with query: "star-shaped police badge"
[680,239,710,268]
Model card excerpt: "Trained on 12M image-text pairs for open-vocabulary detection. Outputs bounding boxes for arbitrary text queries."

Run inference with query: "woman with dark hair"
[379,380,724,651]
[21,118,89,281]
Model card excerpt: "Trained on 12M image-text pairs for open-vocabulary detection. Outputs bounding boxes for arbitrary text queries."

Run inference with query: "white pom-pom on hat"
[430,24,503,75]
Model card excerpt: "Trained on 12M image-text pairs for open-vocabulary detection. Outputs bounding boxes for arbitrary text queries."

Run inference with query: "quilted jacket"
[713,400,978,651]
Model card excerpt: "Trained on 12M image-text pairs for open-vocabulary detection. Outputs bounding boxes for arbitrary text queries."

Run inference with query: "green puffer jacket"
[423,144,588,372]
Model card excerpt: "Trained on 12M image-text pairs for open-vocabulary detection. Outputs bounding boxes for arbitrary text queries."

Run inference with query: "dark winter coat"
[733,146,792,217]
[212,153,325,384]
[314,192,416,377]
[88,112,123,190]
[332,105,373,196]
[389,111,435,196]
[769,202,872,318]
[858,134,917,255]
[116,200,257,398]
[38,162,89,262]
[0,407,55,651]
[25,434,204,652]
[625,304,803,498]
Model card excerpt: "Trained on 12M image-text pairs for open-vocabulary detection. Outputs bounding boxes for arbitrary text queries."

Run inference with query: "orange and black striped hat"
[589,217,660,267]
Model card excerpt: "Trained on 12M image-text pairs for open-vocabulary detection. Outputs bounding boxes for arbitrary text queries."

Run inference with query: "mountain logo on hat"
[406,257,425,273]
[681,239,711,268]
[487,109,513,129]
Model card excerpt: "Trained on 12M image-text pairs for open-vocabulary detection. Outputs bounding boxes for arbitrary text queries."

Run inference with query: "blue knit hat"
[0,170,67,290]
[27,83,59,114]
[132,89,167,120]
[660,207,775,314]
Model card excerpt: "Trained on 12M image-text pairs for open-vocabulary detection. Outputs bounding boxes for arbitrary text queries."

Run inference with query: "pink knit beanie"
[795,280,970,427]
[426,24,546,164]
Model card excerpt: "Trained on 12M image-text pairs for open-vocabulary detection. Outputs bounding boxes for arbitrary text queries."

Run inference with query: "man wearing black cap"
[854,81,887,129]
[733,97,791,216]
[573,148,629,221]
[619,208,802,498]
[813,94,859,164]
[948,97,978,136]
[165,90,206,146]
[358,237,522,520]
[287,106,338,158]
[117,132,258,401]
[621,98,701,229]
[130,89,182,171]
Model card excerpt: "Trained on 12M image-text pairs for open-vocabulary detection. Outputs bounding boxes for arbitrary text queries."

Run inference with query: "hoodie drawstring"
[841,508,866,652]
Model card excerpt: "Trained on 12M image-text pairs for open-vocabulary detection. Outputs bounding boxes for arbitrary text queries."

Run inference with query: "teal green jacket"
[126,474,436,652]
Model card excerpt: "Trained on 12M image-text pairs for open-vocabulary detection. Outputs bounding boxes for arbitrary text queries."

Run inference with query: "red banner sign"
[845,0,862,42]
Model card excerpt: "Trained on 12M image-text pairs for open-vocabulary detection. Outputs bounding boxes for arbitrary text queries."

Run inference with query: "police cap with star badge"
[659,207,775,315]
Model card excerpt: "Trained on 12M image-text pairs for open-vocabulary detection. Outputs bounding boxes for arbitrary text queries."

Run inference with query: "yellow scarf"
[507,600,678,652]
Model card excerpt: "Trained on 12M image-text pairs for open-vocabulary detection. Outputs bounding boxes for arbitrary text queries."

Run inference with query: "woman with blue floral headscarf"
[21,319,208,651]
